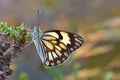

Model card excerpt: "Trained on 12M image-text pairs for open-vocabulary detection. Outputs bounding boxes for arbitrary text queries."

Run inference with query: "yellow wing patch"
[59,43,66,49]
[42,40,54,50]
[44,32,59,39]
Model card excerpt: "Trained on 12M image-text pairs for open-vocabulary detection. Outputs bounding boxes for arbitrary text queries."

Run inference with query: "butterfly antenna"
[37,10,40,27]
[37,9,45,31]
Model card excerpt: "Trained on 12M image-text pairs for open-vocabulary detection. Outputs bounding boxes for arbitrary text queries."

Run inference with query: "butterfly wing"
[33,39,46,63]
[41,30,84,66]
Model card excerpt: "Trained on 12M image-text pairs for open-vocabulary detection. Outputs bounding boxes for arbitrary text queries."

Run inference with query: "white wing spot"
[51,63,54,66]
[79,37,84,41]
[63,58,65,61]
[42,40,54,50]
[70,48,74,51]
[57,60,61,64]
[75,42,80,46]
[75,38,83,44]
[74,46,77,49]
[60,32,71,45]
[52,52,58,58]
[64,52,68,57]
[45,60,49,65]
[75,38,79,42]
[55,49,62,57]
[45,32,59,39]
[48,52,53,60]
[78,38,84,43]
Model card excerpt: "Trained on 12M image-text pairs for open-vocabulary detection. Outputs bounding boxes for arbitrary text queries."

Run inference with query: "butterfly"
[32,26,84,67]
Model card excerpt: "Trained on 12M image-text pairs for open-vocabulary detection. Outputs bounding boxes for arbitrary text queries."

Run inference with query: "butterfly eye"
[32,32,36,38]
[33,32,36,35]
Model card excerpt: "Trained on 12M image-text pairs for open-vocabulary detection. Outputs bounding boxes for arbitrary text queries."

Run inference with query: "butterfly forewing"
[40,30,84,66]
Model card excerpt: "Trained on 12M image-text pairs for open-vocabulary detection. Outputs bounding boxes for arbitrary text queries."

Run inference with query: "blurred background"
[0,0,120,80]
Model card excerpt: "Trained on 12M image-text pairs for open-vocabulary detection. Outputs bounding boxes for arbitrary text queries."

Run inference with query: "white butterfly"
[32,26,84,67]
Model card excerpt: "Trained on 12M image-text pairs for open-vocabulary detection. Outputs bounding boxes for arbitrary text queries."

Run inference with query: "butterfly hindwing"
[40,30,84,66]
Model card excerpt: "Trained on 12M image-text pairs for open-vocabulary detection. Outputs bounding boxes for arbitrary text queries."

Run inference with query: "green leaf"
[73,63,81,80]
[105,71,114,80]
[45,66,64,80]
[0,22,16,36]
[19,72,28,80]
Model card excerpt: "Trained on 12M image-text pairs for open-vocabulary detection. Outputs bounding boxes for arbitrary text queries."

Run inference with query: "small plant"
[0,22,31,80]
[45,66,64,80]
[44,63,81,80]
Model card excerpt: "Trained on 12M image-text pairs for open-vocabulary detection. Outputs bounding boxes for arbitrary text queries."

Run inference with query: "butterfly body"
[32,27,45,63]
[32,26,84,67]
